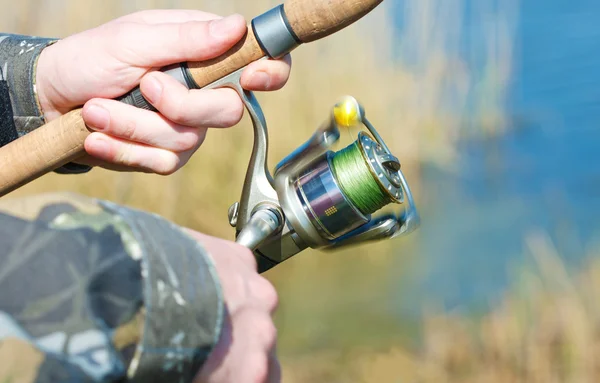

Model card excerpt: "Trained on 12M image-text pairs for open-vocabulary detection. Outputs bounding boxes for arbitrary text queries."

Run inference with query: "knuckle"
[195,128,208,148]
[252,277,279,312]
[250,354,270,383]
[120,119,137,140]
[257,317,278,349]
[177,22,197,49]
[210,91,244,127]
[153,151,181,175]
[235,311,277,352]
[179,21,210,57]
[173,139,195,153]
[158,82,190,125]
[113,144,132,166]
[108,22,128,42]
[166,99,188,125]
[172,128,205,152]
[221,99,244,126]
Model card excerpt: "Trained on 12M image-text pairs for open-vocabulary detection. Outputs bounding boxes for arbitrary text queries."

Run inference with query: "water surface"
[400,0,600,314]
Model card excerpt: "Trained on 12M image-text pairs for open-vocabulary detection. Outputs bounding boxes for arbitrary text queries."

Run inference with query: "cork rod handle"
[283,0,384,43]
[0,0,384,196]
[0,109,89,195]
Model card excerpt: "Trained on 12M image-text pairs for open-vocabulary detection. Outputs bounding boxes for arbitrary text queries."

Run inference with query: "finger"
[233,309,277,351]
[84,132,186,175]
[72,154,140,172]
[115,9,221,24]
[194,309,276,383]
[190,232,259,273]
[116,14,247,67]
[240,54,293,91]
[231,310,278,382]
[139,72,244,128]
[82,98,206,152]
[77,141,201,172]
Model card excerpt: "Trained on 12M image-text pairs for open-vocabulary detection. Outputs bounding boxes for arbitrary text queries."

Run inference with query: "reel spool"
[288,98,404,243]
[205,69,419,272]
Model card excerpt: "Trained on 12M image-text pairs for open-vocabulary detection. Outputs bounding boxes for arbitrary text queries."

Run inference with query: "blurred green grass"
[0,0,523,380]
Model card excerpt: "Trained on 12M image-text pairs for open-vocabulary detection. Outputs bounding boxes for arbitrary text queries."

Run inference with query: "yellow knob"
[333,96,362,128]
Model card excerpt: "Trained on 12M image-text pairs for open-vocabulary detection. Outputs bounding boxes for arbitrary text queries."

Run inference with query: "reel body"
[206,68,419,273]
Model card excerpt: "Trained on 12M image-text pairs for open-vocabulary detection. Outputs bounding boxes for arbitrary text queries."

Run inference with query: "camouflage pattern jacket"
[0,34,225,382]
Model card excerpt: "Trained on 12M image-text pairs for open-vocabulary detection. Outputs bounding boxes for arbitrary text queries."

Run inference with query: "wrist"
[99,200,225,380]
[35,40,93,173]
[35,42,63,121]
[0,34,56,131]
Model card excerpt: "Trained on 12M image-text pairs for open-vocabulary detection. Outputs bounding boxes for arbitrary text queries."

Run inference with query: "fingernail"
[143,75,163,104]
[87,135,110,155]
[85,104,110,131]
[248,71,271,90]
[210,14,243,38]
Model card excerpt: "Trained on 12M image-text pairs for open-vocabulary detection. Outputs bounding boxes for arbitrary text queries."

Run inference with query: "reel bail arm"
[327,104,421,248]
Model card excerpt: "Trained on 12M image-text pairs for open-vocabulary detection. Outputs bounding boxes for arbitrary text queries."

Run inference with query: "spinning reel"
[206,67,420,273]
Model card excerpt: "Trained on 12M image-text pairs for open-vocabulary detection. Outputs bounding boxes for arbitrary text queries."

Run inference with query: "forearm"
[0,193,224,382]
[0,33,90,173]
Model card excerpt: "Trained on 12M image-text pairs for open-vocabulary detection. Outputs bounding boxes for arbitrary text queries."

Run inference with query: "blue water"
[395,0,600,313]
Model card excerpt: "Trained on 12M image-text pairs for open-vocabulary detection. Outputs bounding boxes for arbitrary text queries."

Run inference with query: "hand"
[35,10,292,174]
[186,231,281,383]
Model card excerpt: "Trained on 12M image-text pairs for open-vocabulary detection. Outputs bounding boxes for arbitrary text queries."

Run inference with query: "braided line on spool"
[331,141,394,215]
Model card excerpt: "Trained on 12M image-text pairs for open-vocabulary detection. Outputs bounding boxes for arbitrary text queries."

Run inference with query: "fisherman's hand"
[187,231,281,383]
[35,10,291,174]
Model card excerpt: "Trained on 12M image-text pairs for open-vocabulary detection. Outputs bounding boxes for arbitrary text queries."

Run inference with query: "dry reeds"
[281,231,600,382]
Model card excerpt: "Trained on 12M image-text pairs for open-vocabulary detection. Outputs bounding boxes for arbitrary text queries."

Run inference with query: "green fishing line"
[331,142,393,215]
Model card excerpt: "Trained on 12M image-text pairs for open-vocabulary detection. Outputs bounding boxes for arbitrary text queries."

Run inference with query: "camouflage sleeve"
[0,33,91,174]
[0,193,225,383]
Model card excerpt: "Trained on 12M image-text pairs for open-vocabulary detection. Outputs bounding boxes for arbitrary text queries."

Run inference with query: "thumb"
[115,14,247,67]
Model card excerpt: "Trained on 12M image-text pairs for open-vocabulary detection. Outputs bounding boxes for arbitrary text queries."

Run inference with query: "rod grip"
[0,109,89,196]
[116,86,156,111]
[283,0,384,42]
[186,27,263,88]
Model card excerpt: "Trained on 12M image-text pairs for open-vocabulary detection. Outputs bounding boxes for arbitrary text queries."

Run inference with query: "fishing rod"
[0,0,420,271]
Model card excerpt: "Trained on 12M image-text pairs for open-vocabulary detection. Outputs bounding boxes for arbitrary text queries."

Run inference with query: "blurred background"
[3,0,600,381]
